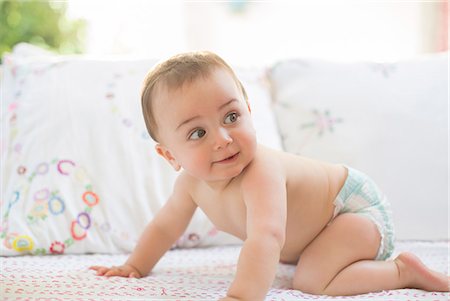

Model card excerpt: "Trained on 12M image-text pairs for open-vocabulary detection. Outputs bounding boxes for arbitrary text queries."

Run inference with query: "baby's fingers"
[89,265,139,278]
[89,265,101,271]
[103,266,131,278]
[129,272,140,278]
[89,266,110,276]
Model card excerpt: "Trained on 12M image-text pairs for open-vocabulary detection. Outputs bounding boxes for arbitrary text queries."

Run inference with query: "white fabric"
[0,44,282,256]
[270,53,449,240]
[1,241,449,300]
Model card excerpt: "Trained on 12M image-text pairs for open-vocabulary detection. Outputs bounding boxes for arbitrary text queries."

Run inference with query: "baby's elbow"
[266,227,286,249]
[248,223,286,250]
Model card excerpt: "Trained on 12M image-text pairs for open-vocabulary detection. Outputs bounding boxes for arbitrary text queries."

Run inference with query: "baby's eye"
[224,112,238,124]
[189,128,206,140]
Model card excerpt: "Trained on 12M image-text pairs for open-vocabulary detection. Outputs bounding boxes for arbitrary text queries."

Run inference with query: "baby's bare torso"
[189,146,347,264]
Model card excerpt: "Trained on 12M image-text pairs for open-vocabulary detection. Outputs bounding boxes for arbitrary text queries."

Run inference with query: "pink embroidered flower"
[49,241,65,254]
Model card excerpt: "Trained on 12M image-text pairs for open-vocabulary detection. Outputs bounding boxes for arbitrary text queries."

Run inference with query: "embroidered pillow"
[0,44,282,255]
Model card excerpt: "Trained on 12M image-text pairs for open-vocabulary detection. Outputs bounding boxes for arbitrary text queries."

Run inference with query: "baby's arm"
[90,174,197,278]
[225,160,287,300]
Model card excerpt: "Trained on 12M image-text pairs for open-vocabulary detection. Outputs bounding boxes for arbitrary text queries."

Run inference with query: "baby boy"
[91,51,449,300]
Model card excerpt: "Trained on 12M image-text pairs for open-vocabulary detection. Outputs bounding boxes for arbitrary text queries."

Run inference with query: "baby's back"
[270,147,347,263]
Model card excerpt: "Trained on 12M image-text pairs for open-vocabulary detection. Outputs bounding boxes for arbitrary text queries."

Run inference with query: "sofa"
[1,43,448,300]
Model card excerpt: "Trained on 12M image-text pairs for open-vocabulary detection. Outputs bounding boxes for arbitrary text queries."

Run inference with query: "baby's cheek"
[241,126,257,149]
[184,153,210,173]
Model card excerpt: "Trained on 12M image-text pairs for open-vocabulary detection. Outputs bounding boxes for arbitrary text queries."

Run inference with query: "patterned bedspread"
[1,241,449,301]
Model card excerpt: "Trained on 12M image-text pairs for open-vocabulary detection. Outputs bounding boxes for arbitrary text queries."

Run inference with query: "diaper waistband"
[337,166,370,202]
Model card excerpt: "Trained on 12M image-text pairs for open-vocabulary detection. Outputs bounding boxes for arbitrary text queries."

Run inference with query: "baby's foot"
[395,252,450,292]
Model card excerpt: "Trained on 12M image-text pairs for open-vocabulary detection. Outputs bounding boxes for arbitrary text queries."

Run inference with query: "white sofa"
[1,44,448,300]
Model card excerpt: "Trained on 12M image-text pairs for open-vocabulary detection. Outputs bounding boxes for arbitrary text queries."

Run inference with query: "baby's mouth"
[215,152,239,164]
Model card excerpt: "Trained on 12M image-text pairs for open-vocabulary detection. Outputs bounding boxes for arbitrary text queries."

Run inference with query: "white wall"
[68,0,186,58]
[184,1,424,66]
[68,1,443,65]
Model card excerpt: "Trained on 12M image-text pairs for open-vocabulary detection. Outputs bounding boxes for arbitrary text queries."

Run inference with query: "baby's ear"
[155,144,181,171]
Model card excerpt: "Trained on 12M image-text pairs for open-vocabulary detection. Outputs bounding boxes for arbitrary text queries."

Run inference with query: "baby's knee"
[292,274,326,295]
[333,213,381,254]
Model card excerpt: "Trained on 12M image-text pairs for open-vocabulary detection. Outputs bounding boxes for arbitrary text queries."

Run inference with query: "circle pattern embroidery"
[1,159,100,255]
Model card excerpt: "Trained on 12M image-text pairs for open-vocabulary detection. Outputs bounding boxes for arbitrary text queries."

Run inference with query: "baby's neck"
[204,177,237,193]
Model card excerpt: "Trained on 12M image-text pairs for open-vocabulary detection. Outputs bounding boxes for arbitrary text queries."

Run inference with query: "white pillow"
[270,53,448,240]
[0,44,281,255]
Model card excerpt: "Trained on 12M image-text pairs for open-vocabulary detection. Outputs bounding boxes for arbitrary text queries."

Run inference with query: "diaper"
[332,166,395,260]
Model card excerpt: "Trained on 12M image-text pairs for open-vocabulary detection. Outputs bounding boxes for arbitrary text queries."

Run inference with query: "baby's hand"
[89,264,142,278]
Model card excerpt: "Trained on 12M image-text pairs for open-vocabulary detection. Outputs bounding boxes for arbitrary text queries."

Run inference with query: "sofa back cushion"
[270,53,448,240]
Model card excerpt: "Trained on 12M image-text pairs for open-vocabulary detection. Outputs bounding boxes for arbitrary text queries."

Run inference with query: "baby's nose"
[214,127,233,150]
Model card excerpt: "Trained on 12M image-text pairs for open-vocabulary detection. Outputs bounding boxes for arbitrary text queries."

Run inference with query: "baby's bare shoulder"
[253,145,285,167]
[250,145,307,176]
[242,146,286,184]
[173,171,200,194]
[256,146,337,184]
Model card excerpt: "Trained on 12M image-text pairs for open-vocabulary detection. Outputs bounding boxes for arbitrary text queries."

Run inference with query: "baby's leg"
[292,213,449,295]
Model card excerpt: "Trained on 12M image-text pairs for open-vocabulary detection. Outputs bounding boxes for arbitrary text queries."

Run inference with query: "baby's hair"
[141,51,248,142]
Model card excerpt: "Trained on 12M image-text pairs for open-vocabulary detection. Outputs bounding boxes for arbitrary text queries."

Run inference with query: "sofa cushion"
[269,53,448,240]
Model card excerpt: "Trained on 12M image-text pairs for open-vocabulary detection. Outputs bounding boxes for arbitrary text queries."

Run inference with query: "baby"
[90,51,449,300]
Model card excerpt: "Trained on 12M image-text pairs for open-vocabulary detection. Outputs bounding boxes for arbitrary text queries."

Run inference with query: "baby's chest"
[195,192,247,240]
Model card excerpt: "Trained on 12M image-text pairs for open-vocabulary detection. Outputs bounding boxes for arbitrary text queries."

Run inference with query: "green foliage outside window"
[0,0,86,62]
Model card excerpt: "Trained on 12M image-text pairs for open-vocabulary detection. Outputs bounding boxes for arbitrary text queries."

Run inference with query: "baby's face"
[153,67,257,183]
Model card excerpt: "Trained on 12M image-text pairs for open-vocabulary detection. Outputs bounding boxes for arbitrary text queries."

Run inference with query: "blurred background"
[0,0,448,65]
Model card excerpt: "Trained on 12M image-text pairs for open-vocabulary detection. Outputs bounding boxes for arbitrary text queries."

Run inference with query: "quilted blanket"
[1,240,449,300]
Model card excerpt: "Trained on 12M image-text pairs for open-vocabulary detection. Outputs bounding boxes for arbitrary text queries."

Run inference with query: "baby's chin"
[204,169,244,183]
[213,162,253,181]
[191,164,246,185]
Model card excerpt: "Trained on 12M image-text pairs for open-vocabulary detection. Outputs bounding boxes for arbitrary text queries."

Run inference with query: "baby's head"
[140,51,257,181]
[141,51,248,142]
